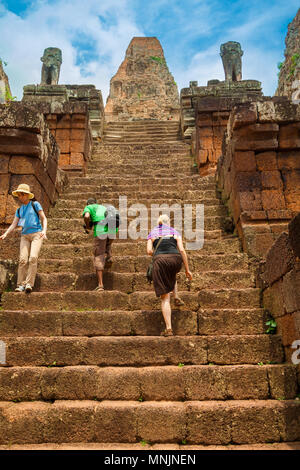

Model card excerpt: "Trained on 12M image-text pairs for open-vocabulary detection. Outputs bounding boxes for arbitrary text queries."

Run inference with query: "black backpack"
[104,205,121,229]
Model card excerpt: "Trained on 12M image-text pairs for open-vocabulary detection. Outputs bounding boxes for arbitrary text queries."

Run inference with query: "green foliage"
[150,56,166,65]
[181,439,187,445]
[138,395,144,402]
[257,362,264,366]
[140,439,149,446]
[277,62,283,70]
[178,363,185,368]
[289,53,300,78]
[47,361,57,368]
[5,85,17,102]
[265,318,277,334]
[0,57,8,67]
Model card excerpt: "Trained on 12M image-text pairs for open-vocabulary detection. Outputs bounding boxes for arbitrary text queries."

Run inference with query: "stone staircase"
[102,120,181,144]
[0,122,299,449]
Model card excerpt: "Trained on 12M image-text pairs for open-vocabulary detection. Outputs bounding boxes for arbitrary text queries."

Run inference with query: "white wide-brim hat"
[12,183,34,199]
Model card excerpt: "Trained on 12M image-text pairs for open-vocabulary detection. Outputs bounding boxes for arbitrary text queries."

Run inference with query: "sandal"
[174,297,185,306]
[94,285,104,291]
[161,328,174,337]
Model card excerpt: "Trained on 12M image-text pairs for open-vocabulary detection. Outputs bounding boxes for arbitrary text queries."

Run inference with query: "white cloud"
[0,0,144,101]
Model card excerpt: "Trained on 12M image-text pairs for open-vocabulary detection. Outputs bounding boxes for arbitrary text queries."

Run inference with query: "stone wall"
[105,37,180,121]
[276,8,300,100]
[191,95,263,175]
[21,100,93,176]
[180,79,262,142]
[23,84,104,141]
[216,97,300,259]
[257,214,300,363]
[0,102,68,226]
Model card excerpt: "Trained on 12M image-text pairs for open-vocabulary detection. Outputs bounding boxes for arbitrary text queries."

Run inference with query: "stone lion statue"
[40,47,62,85]
[220,41,243,82]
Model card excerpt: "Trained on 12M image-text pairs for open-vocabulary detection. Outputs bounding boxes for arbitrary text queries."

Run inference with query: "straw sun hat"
[12,184,34,199]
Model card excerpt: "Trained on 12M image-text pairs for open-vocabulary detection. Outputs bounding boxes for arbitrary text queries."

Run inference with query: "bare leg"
[161,293,172,330]
[172,281,179,299]
[96,270,103,288]
[171,281,185,305]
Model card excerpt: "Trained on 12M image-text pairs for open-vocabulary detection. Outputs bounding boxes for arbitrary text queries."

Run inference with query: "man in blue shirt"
[0,183,47,293]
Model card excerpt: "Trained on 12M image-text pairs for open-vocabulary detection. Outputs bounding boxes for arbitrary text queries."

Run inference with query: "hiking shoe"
[25,284,32,293]
[15,285,25,292]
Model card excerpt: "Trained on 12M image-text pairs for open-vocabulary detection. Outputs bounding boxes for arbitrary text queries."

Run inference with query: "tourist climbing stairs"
[0,120,299,449]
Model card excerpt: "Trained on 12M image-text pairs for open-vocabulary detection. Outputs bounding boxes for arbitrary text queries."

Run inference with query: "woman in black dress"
[147,214,193,336]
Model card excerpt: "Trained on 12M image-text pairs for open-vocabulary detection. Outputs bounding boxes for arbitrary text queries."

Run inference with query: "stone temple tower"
[105,37,180,121]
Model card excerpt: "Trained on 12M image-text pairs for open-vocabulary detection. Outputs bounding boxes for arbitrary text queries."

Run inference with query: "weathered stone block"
[0,174,9,195]
[230,102,257,130]
[278,151,300,170]
[0,155,9,173]
[55,129,70,140]
[268,364,298,399]
[9,156,37,174]
[233,171,261,192]
[256,151,278,171]
[233,151,256,172]
[58,154,70,166]
[261,190,286,210]
[279,123,300,149]
[55,138,70,154]
[263,280,285,318]
[288,213,300,258]
[282,265,300,314]
[277,313,299,346]
[187,402,231,444]
[70,140,85,153]
[234,123,279,151]
[263,232,295,285]
[261,170,283,189]
[239,190,263,211]
[70,152,84,165]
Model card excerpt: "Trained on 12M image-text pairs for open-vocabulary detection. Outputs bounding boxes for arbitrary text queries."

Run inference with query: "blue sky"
[0,0,299,102]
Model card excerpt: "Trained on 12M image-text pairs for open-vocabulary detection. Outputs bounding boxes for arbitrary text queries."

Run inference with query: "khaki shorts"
[94,237,113,271]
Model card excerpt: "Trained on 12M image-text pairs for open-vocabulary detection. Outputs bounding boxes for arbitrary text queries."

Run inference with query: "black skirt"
[152,253,183,297]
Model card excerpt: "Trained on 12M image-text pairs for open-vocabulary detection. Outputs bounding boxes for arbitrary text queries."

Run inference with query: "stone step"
[0,400,298,445]
[70,176,211,187]
[64,185,219,196]
[47,216,225,232]
[40,238,242,258]
[0,308,267,337]
[54,197,221,209]
[0,364,297,402]
[61,189,218,199]
[86,164,195,174]
[44,228,225,245]
[103,139,183,144]
[104,131,181,138]
[105,122,181,129]
[92,154,190,161]
[0,335,284,367]
[38,253,249,274]
[33,270,254,292]
[49,205,227,220]
[105,121,180,128]
[93,142,188,149]
[1,288,261,311]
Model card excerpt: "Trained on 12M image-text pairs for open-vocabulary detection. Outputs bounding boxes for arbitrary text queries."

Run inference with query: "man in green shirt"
[82,198,117,291]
